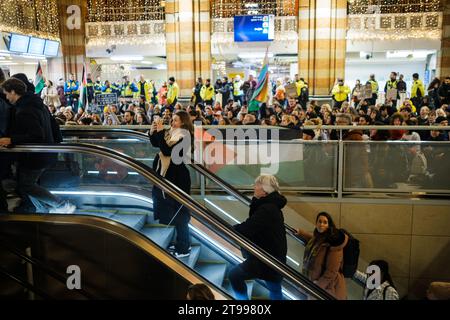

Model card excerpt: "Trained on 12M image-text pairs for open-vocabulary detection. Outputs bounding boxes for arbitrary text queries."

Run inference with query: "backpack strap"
[382,285,391,300]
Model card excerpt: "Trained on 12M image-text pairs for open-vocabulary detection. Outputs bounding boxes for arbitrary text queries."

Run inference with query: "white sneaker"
[173,251,190,258]
[169,245,192,252]
[50,201,76,214]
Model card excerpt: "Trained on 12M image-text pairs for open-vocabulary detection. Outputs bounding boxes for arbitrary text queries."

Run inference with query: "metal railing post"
[337,129,344,199]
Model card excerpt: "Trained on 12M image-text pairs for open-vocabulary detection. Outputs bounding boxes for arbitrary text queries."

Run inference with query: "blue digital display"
[8,34,30,53]
[44,40,60,57]
[234,15,275,42]
[28,37,46,55]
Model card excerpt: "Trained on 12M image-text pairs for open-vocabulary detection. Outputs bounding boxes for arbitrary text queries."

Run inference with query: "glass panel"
[0,147,325,300]
[64,132,202,189]
[344,141,450,193]
[202,140,338,191]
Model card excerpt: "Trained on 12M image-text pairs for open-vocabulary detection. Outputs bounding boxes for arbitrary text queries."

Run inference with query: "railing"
[0,238,95,300]
[60,126,450,198]
[0,143,334,300]
[60,125,450,198]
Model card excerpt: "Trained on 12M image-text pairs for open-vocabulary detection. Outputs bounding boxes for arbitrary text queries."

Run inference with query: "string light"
[347,1,443,41]
[348,0,441,15]
[0,0,59,39]
[87,0,165,22]
[211,0,297,19]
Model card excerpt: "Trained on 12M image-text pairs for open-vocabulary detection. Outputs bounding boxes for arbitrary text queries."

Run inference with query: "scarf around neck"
[157,127,187,177]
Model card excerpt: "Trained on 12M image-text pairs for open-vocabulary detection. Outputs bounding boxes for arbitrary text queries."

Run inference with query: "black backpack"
[340,229,360,278]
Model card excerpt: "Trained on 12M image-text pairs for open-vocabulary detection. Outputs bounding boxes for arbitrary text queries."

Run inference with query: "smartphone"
[153,115,161,123]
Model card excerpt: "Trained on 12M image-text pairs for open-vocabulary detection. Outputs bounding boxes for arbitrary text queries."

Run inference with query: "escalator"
[0,143,334,300]
[61,128,364,299]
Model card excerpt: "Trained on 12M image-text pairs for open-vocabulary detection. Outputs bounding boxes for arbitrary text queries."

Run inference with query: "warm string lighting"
[348,0,441,15]
[211,0,297,19]
[0,0,59,38]
[348,10,443,41]
[87,0,165,22]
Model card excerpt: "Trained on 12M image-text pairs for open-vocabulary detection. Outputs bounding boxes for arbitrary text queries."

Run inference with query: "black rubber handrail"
[0,143,335,300]
[0,265,52,300]
[0,238,95,299]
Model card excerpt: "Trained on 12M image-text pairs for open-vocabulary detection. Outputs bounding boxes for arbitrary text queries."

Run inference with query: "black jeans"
[152,187,191,254]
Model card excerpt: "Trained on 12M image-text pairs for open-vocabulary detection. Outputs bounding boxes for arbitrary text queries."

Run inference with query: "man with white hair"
[228,174,288,300]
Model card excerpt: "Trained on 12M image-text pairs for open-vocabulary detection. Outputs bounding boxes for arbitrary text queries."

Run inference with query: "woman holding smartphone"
[149,110,194,258]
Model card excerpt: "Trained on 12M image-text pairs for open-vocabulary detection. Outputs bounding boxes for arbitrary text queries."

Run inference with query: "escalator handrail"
[1,143,335,300]
[0,265,52,300]
[0,238,96,299]
[61,128,308,246]
[0,214,232,300]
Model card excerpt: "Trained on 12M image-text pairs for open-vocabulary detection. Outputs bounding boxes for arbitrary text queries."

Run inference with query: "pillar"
[165,0,211,97]
[298,0,347,96]
[57,0,87,81]
[437,1,450,78]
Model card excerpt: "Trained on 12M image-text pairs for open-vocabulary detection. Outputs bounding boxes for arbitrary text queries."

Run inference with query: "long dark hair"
[0,68,6,85]
[314,212,339,243]
[427,77,440,91]
[366,260,396,298]
[175,110,194,135]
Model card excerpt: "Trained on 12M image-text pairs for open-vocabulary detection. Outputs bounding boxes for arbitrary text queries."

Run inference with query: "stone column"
[298,0,347,96]
[57,0,87,80]
[165,0,211,97]
[437,1,450,78]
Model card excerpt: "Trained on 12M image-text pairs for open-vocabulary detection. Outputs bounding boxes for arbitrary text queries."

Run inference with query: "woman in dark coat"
[229,175,287,300]
[149,110,193,258]
[297,212,348,299]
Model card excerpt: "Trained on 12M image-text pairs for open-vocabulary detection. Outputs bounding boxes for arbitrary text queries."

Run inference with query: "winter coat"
[0,93,11,137]
[9,92,56,169]
[233,192,288,282]
[149,129,191,223]
[41,86,61,107]
[298,228,348,300]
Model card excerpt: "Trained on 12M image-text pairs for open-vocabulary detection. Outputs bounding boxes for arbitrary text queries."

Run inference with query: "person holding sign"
[366,74,379,106]
[384,72,399,108]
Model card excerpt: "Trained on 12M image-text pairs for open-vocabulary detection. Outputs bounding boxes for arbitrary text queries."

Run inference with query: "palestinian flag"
[34,62,45,94]
[78,62,89,111]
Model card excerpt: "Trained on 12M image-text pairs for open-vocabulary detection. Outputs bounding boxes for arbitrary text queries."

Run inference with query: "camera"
[106,45,117,55]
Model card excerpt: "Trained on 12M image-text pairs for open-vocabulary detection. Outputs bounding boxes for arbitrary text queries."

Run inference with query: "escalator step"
[194,263,227,287]
[110,214,147,230]
[76,210,116,219]
[177,245,201,269]
[140,226,175,248]
[222,279,254,300]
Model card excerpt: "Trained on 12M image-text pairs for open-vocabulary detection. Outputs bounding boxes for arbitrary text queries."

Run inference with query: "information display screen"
[28,37,46,55]
[234,15,275,42]
[44,40,60,57]
[9,34,30,53]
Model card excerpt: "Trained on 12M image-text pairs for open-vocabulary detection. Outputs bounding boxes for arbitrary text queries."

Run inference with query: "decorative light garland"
[87,0,165,22]
[0,0,59,38]
[211,0,297,19]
